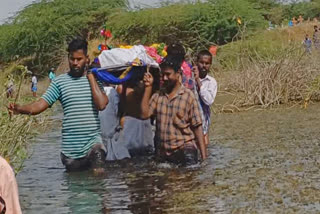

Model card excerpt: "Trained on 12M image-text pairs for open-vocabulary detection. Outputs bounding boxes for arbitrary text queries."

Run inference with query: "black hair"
[67,38,88,55]
[166,43,186,61]
[125,66,146,88]
[197,50,212,60]
[160,55,183,73]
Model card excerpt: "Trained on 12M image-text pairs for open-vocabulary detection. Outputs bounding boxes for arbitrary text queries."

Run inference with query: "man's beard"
[70,66,85,77]
[163,80,176,93]
[199,68,208,79]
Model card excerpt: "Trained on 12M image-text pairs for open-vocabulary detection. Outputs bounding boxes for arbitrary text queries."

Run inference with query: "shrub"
[108,0,267,50]
[0,0,127,73]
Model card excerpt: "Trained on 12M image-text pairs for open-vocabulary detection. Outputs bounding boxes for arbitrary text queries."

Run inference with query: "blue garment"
[49,72,56,80]
[31,84,37,92]
[92,67,136,85]
[288,21,293,27]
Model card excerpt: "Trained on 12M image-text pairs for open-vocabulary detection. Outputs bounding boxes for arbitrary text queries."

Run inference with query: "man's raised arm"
[87,73,108,111]
[141,73,153,120]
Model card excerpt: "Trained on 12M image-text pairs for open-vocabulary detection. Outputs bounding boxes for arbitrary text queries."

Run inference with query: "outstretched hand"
[143,73,154,87]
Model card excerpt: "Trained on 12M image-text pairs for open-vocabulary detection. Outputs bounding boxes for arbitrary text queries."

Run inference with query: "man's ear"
[86,56,90,65]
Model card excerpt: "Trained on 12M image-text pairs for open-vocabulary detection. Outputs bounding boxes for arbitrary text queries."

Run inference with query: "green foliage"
[108,0,267,50]
[249,0,320,25]
[282,0,320,19]
[0,0,127,72]
[217,24,311,69]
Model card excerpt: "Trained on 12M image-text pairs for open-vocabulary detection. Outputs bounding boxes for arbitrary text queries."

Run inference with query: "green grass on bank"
[107,0,320,51]
[0,62,51,172]
[0,95,51,173]
[108,0,267,50]
[217,22,316,68]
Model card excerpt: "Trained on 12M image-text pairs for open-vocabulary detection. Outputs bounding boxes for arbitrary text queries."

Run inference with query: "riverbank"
[0,73,52,172]
[166,102,320,213]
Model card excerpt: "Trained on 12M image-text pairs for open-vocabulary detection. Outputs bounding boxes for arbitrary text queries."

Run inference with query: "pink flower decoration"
[145,46,162,63]
[100,29,105,36]
[181,61,192,78]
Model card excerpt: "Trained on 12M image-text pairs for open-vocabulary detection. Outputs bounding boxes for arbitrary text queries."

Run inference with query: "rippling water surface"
[18,104,320,213]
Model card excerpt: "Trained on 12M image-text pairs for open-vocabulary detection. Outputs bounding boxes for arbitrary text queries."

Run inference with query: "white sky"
[0,0,36,24]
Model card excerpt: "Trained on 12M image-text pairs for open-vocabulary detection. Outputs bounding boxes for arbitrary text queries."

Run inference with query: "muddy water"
[17,104,320,213]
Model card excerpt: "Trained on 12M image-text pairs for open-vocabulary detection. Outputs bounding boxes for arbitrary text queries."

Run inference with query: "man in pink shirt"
[193,50,218,155]
[0,156,22,214]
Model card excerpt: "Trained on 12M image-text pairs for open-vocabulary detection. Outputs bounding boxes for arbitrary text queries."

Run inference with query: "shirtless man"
[116,67,159,155]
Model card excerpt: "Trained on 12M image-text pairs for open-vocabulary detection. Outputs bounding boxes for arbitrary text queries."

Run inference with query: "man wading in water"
[193,50,217,157]
[141,55,207,166]
[8,38,109,172]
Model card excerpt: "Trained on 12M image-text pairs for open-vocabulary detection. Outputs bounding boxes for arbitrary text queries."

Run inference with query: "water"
[17,104,320,213]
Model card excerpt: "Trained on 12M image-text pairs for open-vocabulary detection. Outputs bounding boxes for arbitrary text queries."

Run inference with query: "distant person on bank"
[5,75,14,99]
[141,55,207,166]
[313,25,320,51]
[31,73,37,97]
[193,50,217,156]
[8,38,109,172]
[303,34,312,54]
[48,68,56,82]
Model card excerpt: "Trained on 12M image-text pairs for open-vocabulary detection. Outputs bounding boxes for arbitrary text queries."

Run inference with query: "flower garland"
[94,25,113,64]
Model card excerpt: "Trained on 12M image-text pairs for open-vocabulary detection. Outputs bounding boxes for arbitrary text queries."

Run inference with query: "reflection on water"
[17,107,228,214]
[18,104,320,213]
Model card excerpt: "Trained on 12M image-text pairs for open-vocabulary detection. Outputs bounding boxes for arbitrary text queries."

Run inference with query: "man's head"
[166,43,186,61]
[196,50,213,79]
[314,25,318,31]
[160,55,183,93]
[67,38,89,77]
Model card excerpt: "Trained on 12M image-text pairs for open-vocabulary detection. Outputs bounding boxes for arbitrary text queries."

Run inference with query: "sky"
[0,0,36,24]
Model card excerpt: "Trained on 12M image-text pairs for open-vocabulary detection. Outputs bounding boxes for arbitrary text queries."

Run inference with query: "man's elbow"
[97,98,108,111]
[96,102,107,111]
[97,103,107,111]
[97,106,106,111]
[140,111,151,120]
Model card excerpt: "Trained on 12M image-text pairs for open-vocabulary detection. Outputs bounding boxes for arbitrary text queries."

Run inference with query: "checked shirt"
[149,85,202,155]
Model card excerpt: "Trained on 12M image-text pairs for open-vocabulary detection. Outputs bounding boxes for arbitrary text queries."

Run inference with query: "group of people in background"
[289,15,319,27]
[303,25,320,54]
[5,67,56,99]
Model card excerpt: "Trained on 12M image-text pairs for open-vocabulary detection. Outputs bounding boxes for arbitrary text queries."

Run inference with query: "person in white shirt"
[31,73,38,97]
[193,50,218,155]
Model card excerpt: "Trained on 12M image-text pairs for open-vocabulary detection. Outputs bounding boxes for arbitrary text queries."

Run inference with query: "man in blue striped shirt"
[8,38,109,172]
